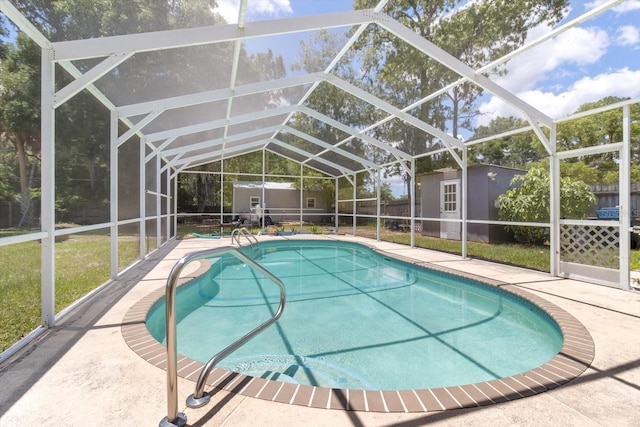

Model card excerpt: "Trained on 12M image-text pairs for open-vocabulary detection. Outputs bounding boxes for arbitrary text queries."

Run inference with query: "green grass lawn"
[356,226,640,272]
[0,233,139,352]
[354,228,550,271]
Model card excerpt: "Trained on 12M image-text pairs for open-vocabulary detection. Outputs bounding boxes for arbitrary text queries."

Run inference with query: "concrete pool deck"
[1,234,639,426]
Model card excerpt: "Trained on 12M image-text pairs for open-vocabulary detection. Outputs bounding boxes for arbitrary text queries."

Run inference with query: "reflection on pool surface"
[147,240,563,390]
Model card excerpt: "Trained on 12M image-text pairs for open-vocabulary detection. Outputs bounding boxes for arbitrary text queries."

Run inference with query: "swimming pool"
[146,240,564,391]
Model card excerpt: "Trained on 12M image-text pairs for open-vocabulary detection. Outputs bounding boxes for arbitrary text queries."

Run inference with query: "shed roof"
[233,181,296,190]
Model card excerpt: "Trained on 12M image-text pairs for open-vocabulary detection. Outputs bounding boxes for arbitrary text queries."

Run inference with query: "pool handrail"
[231,227,258,247]
[159,246,286,427]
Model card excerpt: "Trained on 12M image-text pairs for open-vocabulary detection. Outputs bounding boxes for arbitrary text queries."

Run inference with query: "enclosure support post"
[549,124,559,277]
[376,168,381,241]
[110,110,119,278]
[620,105,631,290]
[335,177,339,229]
[139,137,146,258]
[156,155,162,248]
[221,159,225,223]
[352,173,357,236]
[410,160,415,248]
[461,147,467,259]
[40,47,56,328]
[166,167,172,241]
[262,149,266,228]
[300,164,304,228]
[173,173,178,239]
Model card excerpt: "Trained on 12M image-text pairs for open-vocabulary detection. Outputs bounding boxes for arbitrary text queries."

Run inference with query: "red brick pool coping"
[121,245,594,413]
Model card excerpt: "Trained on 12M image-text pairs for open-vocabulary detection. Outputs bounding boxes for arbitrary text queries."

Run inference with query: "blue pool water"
[147,240,563,390]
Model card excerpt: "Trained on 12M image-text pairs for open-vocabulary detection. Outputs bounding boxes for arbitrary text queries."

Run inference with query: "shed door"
[440,179,461,240]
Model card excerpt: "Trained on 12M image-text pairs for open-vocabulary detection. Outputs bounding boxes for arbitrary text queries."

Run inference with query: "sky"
[215,0,640,195]
[478,0,640,126]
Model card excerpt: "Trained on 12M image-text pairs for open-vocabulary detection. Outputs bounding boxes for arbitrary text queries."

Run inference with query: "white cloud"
[215,0,293,24]
[616,25,640,45]
[586,0,640,13]
[476,1,640,126]
[492,25,609,93]
[478,67,640,125]
[251,0,293,15]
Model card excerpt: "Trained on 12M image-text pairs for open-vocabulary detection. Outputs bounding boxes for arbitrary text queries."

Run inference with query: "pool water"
[147,240,563,390]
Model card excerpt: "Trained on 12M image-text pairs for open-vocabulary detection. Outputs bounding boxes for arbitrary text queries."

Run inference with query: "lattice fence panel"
[560,224,619,269]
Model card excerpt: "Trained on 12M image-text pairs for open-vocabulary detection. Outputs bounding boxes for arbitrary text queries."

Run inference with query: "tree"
[379,182,396,201]
[601,165,640,185]
[290,29,374,202]
[556,96,640,180]
[469,116,546,168]
[0,33,41,226]
[351,0,569,190]
[1,1,293,224]
[0,135,20,204]
[495,167,595,244]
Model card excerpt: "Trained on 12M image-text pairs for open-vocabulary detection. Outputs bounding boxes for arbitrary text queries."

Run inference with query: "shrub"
[495,167,595,244]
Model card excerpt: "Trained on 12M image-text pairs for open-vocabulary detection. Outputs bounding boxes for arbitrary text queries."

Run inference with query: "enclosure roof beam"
[298,105,414,160]
[396,0,626,127]
[162,152,184,173]
[263,148,345,177]
[324,75,463,151]
[555,96,640,123]
[118,111,163,146]
[161,125,282,157]
[375,12,553,128]
[328,79,458,158]
[170,139,268,169]
[160,119,369,173]
[55,61,173,166]
[51,10,374,61]
[117,70,456,163]
[143,105,298,143]
[0,1,51,49]
[223,0,250,153]
[54,52,134,109]
[0,4,157,163]
[182,144,348,178]
[145,137,177,163]
[237,0,248,28]
[556,141,624,160]
[268,1,389,149]
[282,126,378,170]
[117,72,323,117]
[132,87,421,172]
[269,139,353,175]
[0,2,164,161]
[464,125,534,146]
[175,136,355,176]
[523,113,552,155]
[476,0,625,77]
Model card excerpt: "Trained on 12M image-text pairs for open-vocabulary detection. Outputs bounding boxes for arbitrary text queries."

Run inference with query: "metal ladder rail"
[231,227,258,247]
[239,227,258,247]
[230,228,241,245]
[160,246,286,427]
